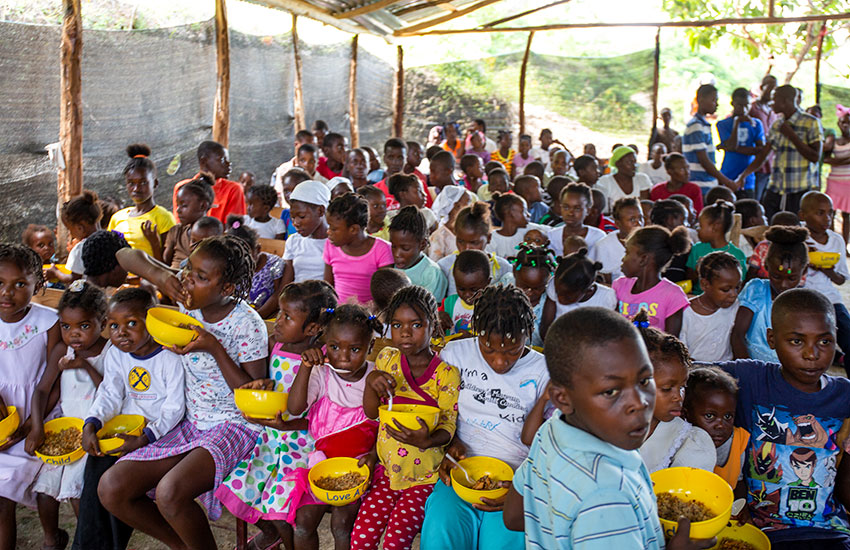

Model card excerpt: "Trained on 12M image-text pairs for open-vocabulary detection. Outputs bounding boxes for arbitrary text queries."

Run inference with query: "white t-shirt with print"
[244,216,289,239]
[803,229,849,304]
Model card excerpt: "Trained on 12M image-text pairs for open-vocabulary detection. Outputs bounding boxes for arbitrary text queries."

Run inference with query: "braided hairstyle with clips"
[553,248,602,293]
[322,303,384,339]
[383,285,439,336]
[632,309,691,368]
[0,243,44,292]
[471,284,535,344]
[279,280,338,330]
[58,281,108,318]
[193,234,255,302]
[510,243,557,274]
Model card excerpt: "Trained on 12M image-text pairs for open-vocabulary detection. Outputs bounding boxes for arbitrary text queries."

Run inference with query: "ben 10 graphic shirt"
[719,360,850,542]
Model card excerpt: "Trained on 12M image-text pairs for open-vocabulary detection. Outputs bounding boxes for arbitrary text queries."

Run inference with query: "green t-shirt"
[686,241,748,294]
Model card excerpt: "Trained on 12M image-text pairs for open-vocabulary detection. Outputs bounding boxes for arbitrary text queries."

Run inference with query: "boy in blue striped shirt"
[503,307,714,549]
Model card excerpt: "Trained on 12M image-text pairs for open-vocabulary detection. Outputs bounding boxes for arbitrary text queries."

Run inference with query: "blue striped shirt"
[514,416,663,549]
[682,114,717,187]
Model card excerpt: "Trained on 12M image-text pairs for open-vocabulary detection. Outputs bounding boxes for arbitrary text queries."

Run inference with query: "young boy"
[585,188,618,233]
[459,154,486,194]
[271,129,315,201]
[541,175,571,226]
[404,141,429,195]
[514,175,550,224]
[717,88,765,199]
[718,288,850,549]
[504,307,708,549]
[238,171,255,194]
[439,249,491,335]
[592,196,644,283]
[389,206,447,302]
[374,138,409,209]
[385,174,437,230]
[172,140,245,223]
[317,132,346,180]
[292,143,325,183]
[683,84,736,192]
[574,154,600,187]
[428,150,458,196]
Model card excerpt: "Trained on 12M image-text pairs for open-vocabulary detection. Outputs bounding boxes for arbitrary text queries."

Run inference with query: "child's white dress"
[639,416,716,474]
[680,303,739,362]
[0,303,57,505]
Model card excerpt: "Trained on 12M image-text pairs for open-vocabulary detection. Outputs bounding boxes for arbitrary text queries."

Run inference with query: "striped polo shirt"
[683,113,717,188]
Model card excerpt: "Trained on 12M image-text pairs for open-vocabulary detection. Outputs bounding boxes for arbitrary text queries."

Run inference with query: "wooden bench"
[258,238,286,257]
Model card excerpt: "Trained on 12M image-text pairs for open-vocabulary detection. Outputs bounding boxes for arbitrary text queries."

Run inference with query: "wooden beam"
[518,31,534,136]
[245,0,365,34]
[392,45,404,137]
[398,11,850,35]
[395,0,503,35]
[768,0,775,18]
[292,14,306,132]
[335,0,400,19]
[349,35,360,147]
[392,0,447,17]
[651,27,660,138]
[213,0,230,147]
[481,0,571,28]
[58,0,83,252]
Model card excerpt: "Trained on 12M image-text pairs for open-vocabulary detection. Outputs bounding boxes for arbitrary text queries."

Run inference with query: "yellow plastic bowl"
[0,406,20,442]
[676,279,693,294]
[451,456,513,505]
[378,404,440,431]
[34,417,85,465]
[652,467,734,540]
[809,251,841,268]
[308,457,370,506]
[145,307,203,348]
[234,389,288,420]
[710,523,771,550]
[43,264,71,275]
[97,414,146,455]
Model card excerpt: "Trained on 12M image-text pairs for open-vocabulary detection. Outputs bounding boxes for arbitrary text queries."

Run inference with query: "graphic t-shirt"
[612,276,689,330]
[717,116,765,190]
[719,360,850,543]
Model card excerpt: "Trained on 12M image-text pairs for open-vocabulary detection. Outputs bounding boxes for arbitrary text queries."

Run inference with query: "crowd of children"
[1,89,850,550]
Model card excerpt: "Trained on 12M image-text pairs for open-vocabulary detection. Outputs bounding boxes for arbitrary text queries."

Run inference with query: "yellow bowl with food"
[809,251,841,269]
[233,389,288,420]
[97,414,146,455]
[34,417,85,465]
[710,523,771,550]
[0,406,20,442]
[450,456,513,505]
[676,279,693,294]
[652,467,734,540]
[378,403,440,431]
[308,457,370,506]
[43,264,72,275]
[145,307,203,348]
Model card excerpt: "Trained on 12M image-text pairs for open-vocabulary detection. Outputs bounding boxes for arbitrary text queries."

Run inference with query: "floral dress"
[249,252,284,310]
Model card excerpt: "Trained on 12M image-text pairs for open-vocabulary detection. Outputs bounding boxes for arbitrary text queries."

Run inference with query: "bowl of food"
[35,417,85,465]
[234,389,288,420]
[809,251,841,269]
[97,414,146,455]
[710,523,771,549]
[676,279,693,294]
[652,467,734,540]
[145,307,203,348]
[308,457,370,506]
[450,456,513,505]
[0,406,20,442]
[378,403,440,431]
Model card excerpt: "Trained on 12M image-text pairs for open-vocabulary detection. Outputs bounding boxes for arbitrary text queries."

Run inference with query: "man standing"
[683,84,736,193]
[718,88,765,199]
[749,75,779,201]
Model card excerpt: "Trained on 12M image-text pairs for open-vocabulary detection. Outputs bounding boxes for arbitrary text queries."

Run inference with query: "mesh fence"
[821,83,850,136]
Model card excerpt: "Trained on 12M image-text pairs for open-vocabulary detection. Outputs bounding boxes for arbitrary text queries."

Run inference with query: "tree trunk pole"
[349,35,360,148]
[292,15,306,133]
[213,0,230,147]
[392,45,404,137]
[652,27,661,136]
[518,31,534,136]
[58,0,83,252]
[815,22,827,104]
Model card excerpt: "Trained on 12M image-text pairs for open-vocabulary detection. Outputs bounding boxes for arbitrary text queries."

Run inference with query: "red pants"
[350,466,434,550]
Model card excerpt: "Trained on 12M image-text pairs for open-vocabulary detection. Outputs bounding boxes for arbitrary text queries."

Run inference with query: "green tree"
[662,0,849,83]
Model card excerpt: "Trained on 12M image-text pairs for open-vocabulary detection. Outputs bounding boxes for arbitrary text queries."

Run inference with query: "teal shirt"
[402,254,448,302]
[686,241,748,294]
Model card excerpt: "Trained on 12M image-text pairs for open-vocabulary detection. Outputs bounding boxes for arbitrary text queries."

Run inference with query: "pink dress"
[612,276,690,330]
[323,238,393,304]
[826,142,850,212]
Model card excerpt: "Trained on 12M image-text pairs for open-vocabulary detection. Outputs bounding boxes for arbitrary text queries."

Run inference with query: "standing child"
[615,225,691,335]
[686,200,747,293]
[217,281,338,550]
[486,193,548,259]
[731,226,808,362]
[428,186,472,261]
[824,106,850,244]
[0,244,61,550]
[547,183,606,257]
[439,250,492,336]
[353,286,461,550]
[227,218,285,319]
[51,191,102,283]
[163,175,215,269]
[492,130,517,179]
[717,88,765,199]
[244,185,288,240]
[680,252,741,362]
[508,244,557,347]
[75,288,185,550]
[357,185,390,242]
[26,282,109,550]
[591,196,645,283]
[281,180,330,285]
[389,207,448,302]
[286,305,382,550]
[323,193,394,304]
[173,140,246,223]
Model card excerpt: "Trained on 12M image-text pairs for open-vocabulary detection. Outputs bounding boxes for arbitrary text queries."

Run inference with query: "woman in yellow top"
[491,130,517,179]
[355,286,460,550]
[107,144,176,258]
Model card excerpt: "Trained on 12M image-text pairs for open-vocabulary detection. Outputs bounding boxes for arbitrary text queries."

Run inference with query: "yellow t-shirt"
[107,206,176,257]
[375,347,460,490]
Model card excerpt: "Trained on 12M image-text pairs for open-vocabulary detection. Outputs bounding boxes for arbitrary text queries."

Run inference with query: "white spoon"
[446,454,474,485]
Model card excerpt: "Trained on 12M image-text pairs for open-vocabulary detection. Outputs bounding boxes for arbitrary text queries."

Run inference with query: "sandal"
[241,532,282,550]
[42,529,69,550]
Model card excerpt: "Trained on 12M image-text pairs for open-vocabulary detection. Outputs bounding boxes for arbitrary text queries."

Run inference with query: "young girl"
[680,251,741,362]
[428,186,472,261]
[51,190,102,283]
[357,185,390,242]
[512,134,536,174]
[354,286,461,550]
[324,193,394,304]
[420,285,549,550]
[491,130,516,179]
[107,144,176,258]
[615,225,691,335]
[507,244,556,348]
[486,193,548,259]
[648,152,704,213]
[22,224,57,265]
[227,217,285,319]
[0,244,60,549]
[217,281,338,550]
[540,249,617,339]
[634,311,716,474]
[282,180,330,285]
[99,235,268,549]
[591,196,644,283]
[824,105,850,245]
[686,200,747,293]
[389,207,448,302]
[287,304,382,550]
[546,183,606,257]
[440,121,464,161]
[650,199,692,283]
[731,226,808,362]
[245,185,288,240]
[465,131,490,165]
[163,174,215,269]
[26,282,108,550]
[438,202,512,296]
[683,366,749,489]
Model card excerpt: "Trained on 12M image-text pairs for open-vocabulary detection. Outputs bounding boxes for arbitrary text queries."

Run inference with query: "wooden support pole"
[651,27,661,135]
[482,0,572,28]
[768,0,775,18]
[334,0,400,19]
[518,31,534,136]
[815,22,827,104]
[392,45,404,138]
[349,35,360,148]
[213,0,230,147]
[58,0,83,252]
[292,14,306,133]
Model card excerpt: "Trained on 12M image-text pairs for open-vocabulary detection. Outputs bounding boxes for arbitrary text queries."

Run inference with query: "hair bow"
[837,104,850,119]
[232,221,241,229]
[367,315,376,321]
[325,308,335,314]
[633,319,650,329]
[68,279,86,292]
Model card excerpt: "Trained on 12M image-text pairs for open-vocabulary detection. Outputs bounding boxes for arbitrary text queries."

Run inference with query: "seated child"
[280,179,330,285]
[163,174,215,269]
[278,168,312,238]
[747,211,801,279]
[477,167,510,202]
[549,149,570,181]
[682,366,749,489]
[719,289,850,549]
[512,134,537,174]
[465,131,491,165]
[326,176,355,201]
[585,188,618,233]
[227,217,285,319]
[592,197,644,283]
[190,216,224,248]
[507,244,557,347]
[439,250,491,335]
[651,199,692,283]
[293,143,326,184]
[357,184,390,241]
[492,130,517,178]
[97,195,122,229]
[733,198,768,258]
[523,161,546,187]
[81,230,131,290]
[540,175,570,227]
[680,252,741,362]
[514,175,549,224]
[238,170,255,193]
[370,267,411,320]
[704,185,736,207]
[522,229,549,249]
[23,224,63,288]
[634,311,716,473]
[389,206,448,302]
[404,141,428,190]
[573,154,600,188]
[426,151,459,198]
[428,186,473,261]
[386,174,437,230]
[640,142,670,185]
[487,193,549,259]
[686,201,747,293]
[547,183,606,256]
[52,190,102,283]
[649,152,704,214]
[459,154,486,194]
[244,184,288,239]
[561,234,588,256]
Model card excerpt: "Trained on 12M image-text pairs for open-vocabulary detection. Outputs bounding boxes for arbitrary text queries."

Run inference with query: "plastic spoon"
[446,454,474,485]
